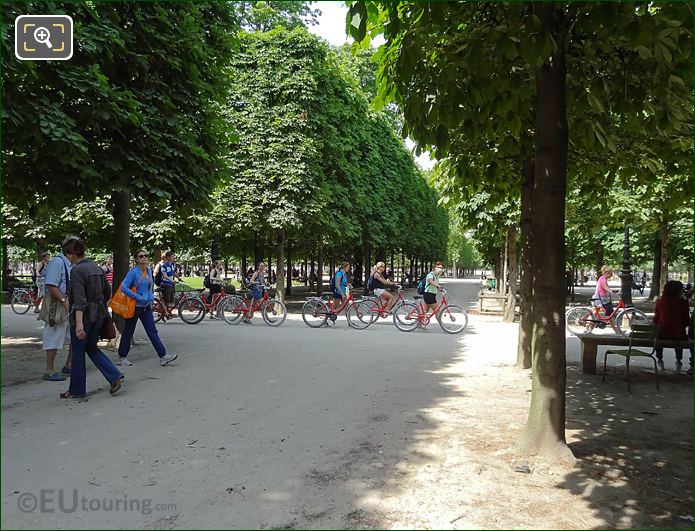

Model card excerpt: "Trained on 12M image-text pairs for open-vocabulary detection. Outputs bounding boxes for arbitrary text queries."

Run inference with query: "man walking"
[41,237,75,381]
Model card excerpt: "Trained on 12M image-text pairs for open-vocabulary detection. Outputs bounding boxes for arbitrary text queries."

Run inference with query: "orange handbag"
[109,270,146,319]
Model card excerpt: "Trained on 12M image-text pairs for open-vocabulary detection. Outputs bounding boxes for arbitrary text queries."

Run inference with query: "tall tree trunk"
[309,254,315,291]
[390,250,395,274]
[1,239,8,292]
[241,256,247,279]
[275,229,285,303]
[286,240,292,296]
[211,234,220,262]
[112,188,131,333]
[504,225,518,323]
[520,5,572,459]
[303,258,308,286]
[353,245,363,288]
[254,231,263,269]
[317,241,324,296]
[502,236,509,295]
[594,247,604,279]
[649,236,662,301]
[517,158,534,369]
[658,224,669,295]
[363,230,371,295]
[401,252,406,283]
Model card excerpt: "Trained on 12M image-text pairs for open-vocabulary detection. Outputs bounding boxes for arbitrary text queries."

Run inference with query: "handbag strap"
[131,268,148,291]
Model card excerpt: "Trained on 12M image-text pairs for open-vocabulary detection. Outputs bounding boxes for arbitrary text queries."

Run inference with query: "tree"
[3,2,239,294]
[347,1,693,458]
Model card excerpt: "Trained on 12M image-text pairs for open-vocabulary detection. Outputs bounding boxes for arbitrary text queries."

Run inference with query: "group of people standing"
[39,238,178,399]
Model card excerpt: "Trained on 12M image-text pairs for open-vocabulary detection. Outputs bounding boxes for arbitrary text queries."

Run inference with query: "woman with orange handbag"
[117,250,177,367]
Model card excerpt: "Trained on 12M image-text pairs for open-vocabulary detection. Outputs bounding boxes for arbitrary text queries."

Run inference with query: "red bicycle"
[301,284,373,329]
[363,286,407,324]
[10,286,43,315]
[392,288,468,333]
[565,296,649,336]
[219,284,287,326]
[176,283,236,325]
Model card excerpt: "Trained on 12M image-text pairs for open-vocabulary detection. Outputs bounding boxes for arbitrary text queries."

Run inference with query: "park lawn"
[178,277,242,291]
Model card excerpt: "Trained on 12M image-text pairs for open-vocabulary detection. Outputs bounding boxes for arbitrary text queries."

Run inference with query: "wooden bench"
[576,334,693,374]
[478,291,507,314]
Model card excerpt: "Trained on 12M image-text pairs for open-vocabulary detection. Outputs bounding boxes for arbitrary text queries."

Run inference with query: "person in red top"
[653,280,692,373]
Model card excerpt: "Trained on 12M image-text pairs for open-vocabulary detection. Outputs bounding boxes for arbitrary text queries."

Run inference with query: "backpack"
[154,261,163,286]
[416,274,428,295]
[367,275,375,291]
[203,272,212,289]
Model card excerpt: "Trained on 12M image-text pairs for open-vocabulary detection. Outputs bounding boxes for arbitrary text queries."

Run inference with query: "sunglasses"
[137,254,148,259]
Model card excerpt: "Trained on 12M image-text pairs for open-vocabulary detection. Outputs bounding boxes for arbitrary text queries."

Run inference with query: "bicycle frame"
[407,292,452,325]
[588,297,628,323]
[198,288,229,311]
[234,288,271,319]
[368,289,405,317]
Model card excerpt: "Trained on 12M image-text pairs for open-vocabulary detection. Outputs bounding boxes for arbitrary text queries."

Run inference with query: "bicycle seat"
[154,287,164,293]
[414,295,423,300]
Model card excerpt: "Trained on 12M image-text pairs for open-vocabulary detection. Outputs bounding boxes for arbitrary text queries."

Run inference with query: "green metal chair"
[603,323,659,392]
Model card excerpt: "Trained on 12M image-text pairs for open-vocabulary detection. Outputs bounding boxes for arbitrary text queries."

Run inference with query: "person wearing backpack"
[117,249,177,367]
[370,261,400,315]
[153,251,178,316]
[246,262,268,323]
[423,262,445,314]
[332,262,351,309]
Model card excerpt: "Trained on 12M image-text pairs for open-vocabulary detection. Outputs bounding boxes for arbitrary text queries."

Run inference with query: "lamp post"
[619,222,633,307]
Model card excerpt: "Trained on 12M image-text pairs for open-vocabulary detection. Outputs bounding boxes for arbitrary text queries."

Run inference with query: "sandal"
[109,376,124,396]
[59,391,84,399]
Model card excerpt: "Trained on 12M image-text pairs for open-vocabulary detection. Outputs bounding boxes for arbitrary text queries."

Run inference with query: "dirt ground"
[1,280,693,529]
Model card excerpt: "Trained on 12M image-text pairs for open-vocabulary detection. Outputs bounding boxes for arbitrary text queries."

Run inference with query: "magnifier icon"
[33,26,53,49]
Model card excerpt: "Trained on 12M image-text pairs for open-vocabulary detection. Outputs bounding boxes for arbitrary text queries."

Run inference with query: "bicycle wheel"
[362,297,381,324]
[346,300,374,330]
[438,304,468,334]
[262,299,287,327]
[393,301,420,332]
[11,290,32,315]
[565,307,594,336]
[302,299,329,328]
[220,295,245,325]
[615,308,650,337]
[177,297,205,324]
[152,300,164,323]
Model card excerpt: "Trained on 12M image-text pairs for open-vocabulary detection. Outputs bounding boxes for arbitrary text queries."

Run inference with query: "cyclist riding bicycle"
[371,261,400,315]
[592,265,619,317]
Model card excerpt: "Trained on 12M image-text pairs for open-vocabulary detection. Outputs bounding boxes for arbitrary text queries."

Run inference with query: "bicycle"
[10,286,43,315]
[363,285,408,324]
[565,295,649,337]
[176,283,236,325]
[152,285,193,323]
[392,288,468,333]
[301,284,373,329]
[219,284,287,326]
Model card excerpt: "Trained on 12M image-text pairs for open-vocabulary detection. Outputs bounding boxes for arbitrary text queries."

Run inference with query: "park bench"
[478,290,507,314]
[576,333,693,374]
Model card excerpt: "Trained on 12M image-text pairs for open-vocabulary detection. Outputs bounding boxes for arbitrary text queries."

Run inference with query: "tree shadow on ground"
[558,363,694,529]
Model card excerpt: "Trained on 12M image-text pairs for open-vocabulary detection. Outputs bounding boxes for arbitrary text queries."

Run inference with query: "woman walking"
[59,238,123,399]
[117,250,177,367]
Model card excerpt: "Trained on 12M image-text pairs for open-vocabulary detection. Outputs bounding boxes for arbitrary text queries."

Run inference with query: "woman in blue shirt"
[118,250,177,367]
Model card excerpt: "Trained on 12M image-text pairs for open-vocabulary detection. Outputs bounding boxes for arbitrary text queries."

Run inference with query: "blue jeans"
[118,305,167,359]
[69,317,123,396]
